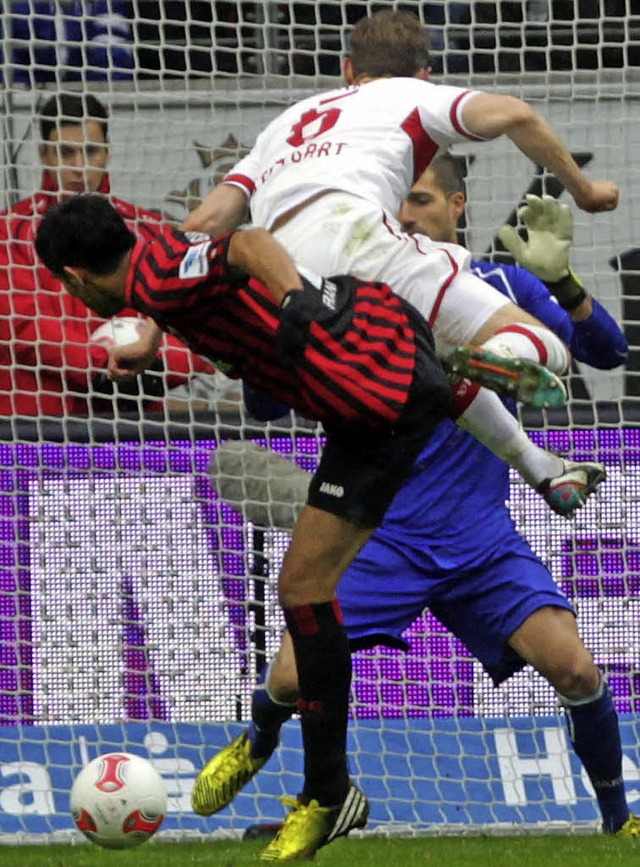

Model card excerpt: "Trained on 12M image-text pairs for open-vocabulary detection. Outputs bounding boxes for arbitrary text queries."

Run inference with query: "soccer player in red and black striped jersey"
[36,195,449,436]
[35,192,453,847]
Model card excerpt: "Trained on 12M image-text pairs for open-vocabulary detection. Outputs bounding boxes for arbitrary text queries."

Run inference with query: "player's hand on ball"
[498,194,572,283]
[108,340,158,381]
[573,179,619,213]
[104,319,164,382]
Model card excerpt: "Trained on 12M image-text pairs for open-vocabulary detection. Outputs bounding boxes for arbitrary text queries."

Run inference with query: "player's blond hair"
[349,10,430,79]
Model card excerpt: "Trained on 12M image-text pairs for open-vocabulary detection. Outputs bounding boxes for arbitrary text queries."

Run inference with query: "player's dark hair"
[349,10,430,79]
[39,93,109,143]
[35,194,135,278]
[430,153,466,197]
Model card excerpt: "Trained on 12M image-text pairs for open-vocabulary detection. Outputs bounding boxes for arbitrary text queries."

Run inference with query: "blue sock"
[561,675,629,833]
[247,662,295,759]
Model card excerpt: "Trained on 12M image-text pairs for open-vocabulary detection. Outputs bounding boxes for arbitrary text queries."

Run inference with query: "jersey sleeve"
[0,258,110,384]
[222,150,260,198]
[568,299,629,369]
[159,335,216,386]
[128,228,235,315]
[416,84,487,145]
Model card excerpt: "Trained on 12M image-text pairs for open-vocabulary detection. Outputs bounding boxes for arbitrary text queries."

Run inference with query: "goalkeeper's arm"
[498,195,590,320]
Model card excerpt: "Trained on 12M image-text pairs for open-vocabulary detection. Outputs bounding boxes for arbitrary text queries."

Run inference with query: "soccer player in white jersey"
[176,9,620,860]
[183,10,617,514]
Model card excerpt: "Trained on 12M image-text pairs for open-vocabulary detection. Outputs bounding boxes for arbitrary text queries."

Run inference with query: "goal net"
[0,0,639,843]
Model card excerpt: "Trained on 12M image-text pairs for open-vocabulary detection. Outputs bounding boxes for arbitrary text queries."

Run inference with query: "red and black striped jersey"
[126,225,418,429]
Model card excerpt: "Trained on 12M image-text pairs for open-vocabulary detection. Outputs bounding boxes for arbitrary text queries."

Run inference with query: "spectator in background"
[0,92,213,418]
[2,1,134,87]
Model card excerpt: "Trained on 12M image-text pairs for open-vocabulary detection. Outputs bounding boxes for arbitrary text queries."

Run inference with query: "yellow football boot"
[191,731,271,816]
[616,814,640,838]
[259,784,369,861]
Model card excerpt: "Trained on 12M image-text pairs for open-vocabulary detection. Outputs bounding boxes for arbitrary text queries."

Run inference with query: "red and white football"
[70,752,167,849]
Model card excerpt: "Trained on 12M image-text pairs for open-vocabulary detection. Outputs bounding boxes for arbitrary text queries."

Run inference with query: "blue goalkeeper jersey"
[373,260,628,569]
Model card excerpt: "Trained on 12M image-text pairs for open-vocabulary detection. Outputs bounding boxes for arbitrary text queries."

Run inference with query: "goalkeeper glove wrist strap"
[545,270,587,312]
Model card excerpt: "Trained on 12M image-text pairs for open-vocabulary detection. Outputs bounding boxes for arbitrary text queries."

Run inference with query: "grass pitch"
[1,834,637,867]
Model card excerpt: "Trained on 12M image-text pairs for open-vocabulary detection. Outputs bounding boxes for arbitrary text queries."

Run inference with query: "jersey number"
[286,107,341,147]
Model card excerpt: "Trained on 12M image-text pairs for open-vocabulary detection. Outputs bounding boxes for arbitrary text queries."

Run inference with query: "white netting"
[0,0,639,844]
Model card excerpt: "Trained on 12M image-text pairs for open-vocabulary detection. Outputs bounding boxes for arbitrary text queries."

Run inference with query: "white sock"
[482,323,570,374]
[455,387,565,487]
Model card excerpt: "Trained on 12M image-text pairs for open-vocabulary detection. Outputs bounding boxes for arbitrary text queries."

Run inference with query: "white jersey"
[223,78,511,353]
[225,78,484,229]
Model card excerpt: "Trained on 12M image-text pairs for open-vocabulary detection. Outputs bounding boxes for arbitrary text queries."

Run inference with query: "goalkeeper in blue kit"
[193,155,638,840]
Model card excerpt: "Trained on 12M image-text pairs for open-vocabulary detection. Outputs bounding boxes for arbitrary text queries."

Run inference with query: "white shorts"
[273,191,511,356]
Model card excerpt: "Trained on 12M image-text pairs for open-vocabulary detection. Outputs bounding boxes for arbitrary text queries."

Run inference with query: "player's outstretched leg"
[192,666,294,816]
[447,345,567,409]
[537,460,606,518]
[259,784,369,862]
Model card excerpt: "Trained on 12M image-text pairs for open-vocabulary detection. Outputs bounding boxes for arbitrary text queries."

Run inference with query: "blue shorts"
[338,528,574,685]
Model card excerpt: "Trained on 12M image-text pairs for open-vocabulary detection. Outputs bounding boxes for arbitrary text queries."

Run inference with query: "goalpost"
[0,0,639,843]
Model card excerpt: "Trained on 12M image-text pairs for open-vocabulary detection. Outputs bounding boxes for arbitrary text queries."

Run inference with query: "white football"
[70,752,167,849]
[90,317,146,349]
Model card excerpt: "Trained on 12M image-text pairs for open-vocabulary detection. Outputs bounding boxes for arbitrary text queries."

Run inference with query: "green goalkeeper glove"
[498,194,586,311]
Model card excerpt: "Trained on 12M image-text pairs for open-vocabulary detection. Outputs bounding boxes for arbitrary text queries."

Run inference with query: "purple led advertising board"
[1,429,639,727]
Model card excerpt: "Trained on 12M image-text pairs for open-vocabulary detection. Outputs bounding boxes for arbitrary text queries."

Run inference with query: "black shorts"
[307,302,451,528]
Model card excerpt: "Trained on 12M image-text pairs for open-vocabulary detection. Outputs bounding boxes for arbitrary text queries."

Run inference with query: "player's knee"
[524,324,571,374]
[277,559,338,608]
[483,324,570,374]
[548,652,600,699]
[277,514,367,607]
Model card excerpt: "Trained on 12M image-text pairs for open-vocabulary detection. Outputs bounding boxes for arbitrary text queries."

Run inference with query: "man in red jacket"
[0,92,212,417]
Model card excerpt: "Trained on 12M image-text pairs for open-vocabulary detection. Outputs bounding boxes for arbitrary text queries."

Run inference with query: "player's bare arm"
[227,228,303,302]
[181,183,248,236]
[461,93,619,213]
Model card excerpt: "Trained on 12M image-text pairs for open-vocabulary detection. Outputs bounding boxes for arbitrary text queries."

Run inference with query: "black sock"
[284,600,351,806]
